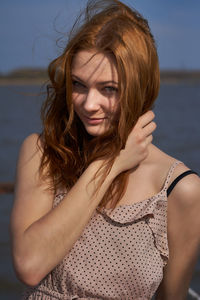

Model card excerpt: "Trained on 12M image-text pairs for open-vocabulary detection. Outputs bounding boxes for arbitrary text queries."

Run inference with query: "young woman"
[10,1,200,299]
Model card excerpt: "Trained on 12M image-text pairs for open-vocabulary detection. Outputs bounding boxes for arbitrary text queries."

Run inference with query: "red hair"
[40,0,160,209]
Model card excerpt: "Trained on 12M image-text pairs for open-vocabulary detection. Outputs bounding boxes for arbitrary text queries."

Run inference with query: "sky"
[0,0,200,73]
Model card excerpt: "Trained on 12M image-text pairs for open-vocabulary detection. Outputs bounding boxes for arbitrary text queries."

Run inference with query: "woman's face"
[71,50,119,136]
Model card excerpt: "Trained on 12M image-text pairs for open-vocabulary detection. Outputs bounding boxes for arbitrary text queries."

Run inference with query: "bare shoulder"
[15,133,49,193]
[22,132,41,146]
[18,133,43,162]
[148,144,199,203]
[16,133,45,179]
[168,168,200,210]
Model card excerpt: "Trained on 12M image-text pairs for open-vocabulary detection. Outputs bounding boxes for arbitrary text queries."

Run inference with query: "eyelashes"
[72,80,118,95]
[72,80,86,89]
[103,86,118,93]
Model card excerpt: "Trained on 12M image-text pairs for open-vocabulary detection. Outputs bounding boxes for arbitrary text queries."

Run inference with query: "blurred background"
[0,0,200,299]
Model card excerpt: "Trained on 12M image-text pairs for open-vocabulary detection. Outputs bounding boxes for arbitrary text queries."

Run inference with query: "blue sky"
[0,0,200,73]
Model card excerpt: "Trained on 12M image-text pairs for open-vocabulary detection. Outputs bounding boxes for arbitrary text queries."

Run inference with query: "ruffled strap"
[161,160,183,194]
[147,160,183,265]
[98,160,183,265]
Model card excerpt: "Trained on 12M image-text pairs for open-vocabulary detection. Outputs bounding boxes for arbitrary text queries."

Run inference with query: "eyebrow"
[71,74,118,85]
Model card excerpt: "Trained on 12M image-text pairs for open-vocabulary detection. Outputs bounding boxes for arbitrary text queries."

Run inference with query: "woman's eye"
[103,86,118,93]
[72,80,86,92]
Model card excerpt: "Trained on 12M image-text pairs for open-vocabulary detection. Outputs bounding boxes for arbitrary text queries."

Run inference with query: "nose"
[83,88,101,112]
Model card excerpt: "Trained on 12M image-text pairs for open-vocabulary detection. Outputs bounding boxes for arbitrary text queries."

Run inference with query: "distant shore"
[0,78,48,86]
[160,70,200,84]
[1,68,200,85]
[0,68,48,86]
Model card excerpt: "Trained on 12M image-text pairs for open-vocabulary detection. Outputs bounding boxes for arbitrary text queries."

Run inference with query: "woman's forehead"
[71,50,118,84]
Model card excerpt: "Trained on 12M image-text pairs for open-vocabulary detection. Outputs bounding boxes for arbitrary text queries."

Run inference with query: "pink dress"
[22,161,182,300]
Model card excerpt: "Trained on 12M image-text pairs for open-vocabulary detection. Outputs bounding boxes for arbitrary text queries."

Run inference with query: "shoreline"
[1,74,200,86]
[1,69,200,85]
[1,79,200,86]
[0,78,48,86]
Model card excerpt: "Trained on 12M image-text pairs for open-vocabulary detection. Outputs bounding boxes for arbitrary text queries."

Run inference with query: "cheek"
[110,97,120,113]
[72,93,83,110]
[110,99,120,121]
[105,94,118,111]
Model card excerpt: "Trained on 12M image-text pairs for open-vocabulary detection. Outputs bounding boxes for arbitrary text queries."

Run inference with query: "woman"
[10,0,200,299]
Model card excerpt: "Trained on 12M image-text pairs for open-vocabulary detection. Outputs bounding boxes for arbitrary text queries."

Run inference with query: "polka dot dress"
[22,161,182,300]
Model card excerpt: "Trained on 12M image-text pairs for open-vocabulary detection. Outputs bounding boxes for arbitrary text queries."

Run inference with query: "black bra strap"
[167,170,198,197]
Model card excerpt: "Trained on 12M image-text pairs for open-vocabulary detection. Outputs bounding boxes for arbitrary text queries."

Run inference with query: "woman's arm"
[156,173,200,300]
[10,111,156,287]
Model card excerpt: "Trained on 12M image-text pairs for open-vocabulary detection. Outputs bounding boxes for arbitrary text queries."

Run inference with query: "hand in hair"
[113,110,156,174]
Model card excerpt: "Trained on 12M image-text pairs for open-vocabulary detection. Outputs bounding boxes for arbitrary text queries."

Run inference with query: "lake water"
[0,83,200,299]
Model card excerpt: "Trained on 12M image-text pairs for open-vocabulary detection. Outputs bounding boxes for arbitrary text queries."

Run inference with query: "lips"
[83,115,106,125]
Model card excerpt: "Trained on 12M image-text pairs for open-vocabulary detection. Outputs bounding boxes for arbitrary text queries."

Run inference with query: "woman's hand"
[113,110,156,175]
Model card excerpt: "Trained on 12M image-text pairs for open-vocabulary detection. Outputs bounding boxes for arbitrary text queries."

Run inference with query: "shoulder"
[20,133,42,154]
[15,133,53,201]
[166,162,200,241]
[168,167,200,219]
[18,133,43,164]
[148,145,200,206]
[16,133,45,182]
[169,166,200,201]
[150,142,200,207]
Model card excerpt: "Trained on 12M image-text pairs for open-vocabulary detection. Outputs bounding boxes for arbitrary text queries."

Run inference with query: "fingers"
[116,112,155,173]
[135,110,155,129]
[129,111,156,141]
[145,134,153,145]
[143,120,156,137]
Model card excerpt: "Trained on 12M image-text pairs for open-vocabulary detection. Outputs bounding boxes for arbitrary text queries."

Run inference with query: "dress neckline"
[101,188,165,211]
[100,160,182,211]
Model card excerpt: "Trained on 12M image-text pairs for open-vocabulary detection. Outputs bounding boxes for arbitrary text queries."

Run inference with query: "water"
[0,83,199,299]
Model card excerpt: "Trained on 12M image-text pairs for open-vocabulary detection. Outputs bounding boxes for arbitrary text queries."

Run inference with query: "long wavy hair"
[40,0,160,209]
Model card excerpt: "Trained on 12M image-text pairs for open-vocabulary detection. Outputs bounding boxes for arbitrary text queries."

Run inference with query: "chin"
[84,125,107,137]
